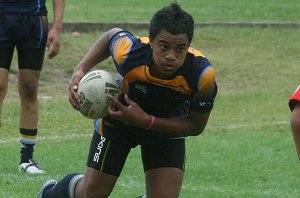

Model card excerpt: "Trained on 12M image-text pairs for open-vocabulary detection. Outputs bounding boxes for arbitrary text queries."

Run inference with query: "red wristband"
[147,115,156,130]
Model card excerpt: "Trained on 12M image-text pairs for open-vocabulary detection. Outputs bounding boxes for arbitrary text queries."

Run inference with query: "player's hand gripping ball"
[77,70,120,119]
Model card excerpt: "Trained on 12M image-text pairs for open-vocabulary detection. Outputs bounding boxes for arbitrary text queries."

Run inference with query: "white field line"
[0,133,92,145]
[0,120,289,145]
[0,173,294,198]
[181,184,297,198]
[208,120,289,130]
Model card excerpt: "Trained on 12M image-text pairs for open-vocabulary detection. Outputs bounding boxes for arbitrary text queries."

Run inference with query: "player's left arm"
[107,94,211,136]
[148,110,211,136]
[108,65,217,136]
[291,102,300,161]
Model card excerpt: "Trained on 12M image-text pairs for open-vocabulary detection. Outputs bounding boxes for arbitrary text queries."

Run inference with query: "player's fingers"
[73,84,78,91]
[69,95,80,109]
[107,104,121,116]
[108,94,128,113]
[46,37,51,49]
[48,50,56,59]
[68,84,80,110]
[47,37,60,59]
[68,95,80,110]
[107,102,125,121]
[47,46,60,59]
[108,94,120,106]
[124,94,134,105]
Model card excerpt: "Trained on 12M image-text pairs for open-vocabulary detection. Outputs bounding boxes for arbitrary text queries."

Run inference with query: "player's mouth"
[163,63,176,70]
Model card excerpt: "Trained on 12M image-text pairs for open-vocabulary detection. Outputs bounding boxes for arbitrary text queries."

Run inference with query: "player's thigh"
[17,47,46,71]
[0,47,14,70]
[0,15,12,97]
[82,130,133,197]
[141,138,185,198]
[145,167,184,198]
[0,68,9,95]
[87,130,133,176]
[141,138,185,171]
[17,15,48,70]
[0,14,15,70]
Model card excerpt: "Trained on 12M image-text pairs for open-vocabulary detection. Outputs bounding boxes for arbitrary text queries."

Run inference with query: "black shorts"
[86,120,186,177]
[0,13,48,71]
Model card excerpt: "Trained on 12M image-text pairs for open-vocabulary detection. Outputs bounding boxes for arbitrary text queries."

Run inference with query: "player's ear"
[149,37,153,48]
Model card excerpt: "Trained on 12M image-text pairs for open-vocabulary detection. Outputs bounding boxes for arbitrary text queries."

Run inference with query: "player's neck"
[149,64,175,80]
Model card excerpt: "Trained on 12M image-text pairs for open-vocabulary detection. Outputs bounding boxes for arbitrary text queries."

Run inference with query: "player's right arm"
[46,0,65,59]
[68,28,123,110]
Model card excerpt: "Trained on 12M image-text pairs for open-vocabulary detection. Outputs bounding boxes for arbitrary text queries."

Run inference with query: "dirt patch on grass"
[6,63,69,100]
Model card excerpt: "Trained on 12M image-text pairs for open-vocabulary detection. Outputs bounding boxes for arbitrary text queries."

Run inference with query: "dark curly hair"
[149,2,194,43]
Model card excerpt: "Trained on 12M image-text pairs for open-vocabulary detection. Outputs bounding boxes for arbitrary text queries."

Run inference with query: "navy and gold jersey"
[0,0,47,15]
[109,31,217,118]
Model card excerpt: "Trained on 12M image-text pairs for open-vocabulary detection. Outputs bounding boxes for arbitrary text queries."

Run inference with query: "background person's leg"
[0,68,9,127]
[18,69,44,173]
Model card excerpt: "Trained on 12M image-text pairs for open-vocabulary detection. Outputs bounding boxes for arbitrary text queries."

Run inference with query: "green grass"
[1,26,299,198]
[48,0,300,23]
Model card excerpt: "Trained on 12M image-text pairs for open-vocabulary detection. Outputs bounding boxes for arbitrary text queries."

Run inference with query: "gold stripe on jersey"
[98,118,103,136]
[124,66,191,95]
[112,37,132,65]
[198,67,215,99]
[188,47,205,57]
[139,36,149,43]
[99,140,111,172]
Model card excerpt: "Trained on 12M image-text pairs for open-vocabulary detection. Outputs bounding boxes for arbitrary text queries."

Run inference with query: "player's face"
[150,29,190,79]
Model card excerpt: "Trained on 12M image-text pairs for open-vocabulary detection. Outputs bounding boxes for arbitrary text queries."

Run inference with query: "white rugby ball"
[77,70,120,119]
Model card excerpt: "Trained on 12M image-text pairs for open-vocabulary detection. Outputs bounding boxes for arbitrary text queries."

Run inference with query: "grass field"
[47,0,300,23]
[1,1,300,197]
[1,26,299,198]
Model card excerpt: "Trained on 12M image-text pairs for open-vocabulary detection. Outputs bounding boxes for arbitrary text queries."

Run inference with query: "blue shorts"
[0,13,48,70]
[86,119,186,177]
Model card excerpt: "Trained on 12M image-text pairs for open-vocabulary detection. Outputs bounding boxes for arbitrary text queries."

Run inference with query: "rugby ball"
[77,70,120,119]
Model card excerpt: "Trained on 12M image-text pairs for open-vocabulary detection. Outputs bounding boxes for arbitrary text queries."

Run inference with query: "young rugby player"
[38,2,217,197]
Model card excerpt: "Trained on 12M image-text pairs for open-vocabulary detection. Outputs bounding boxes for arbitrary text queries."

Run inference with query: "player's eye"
[177,47,187,53]
[160,44,168,50]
